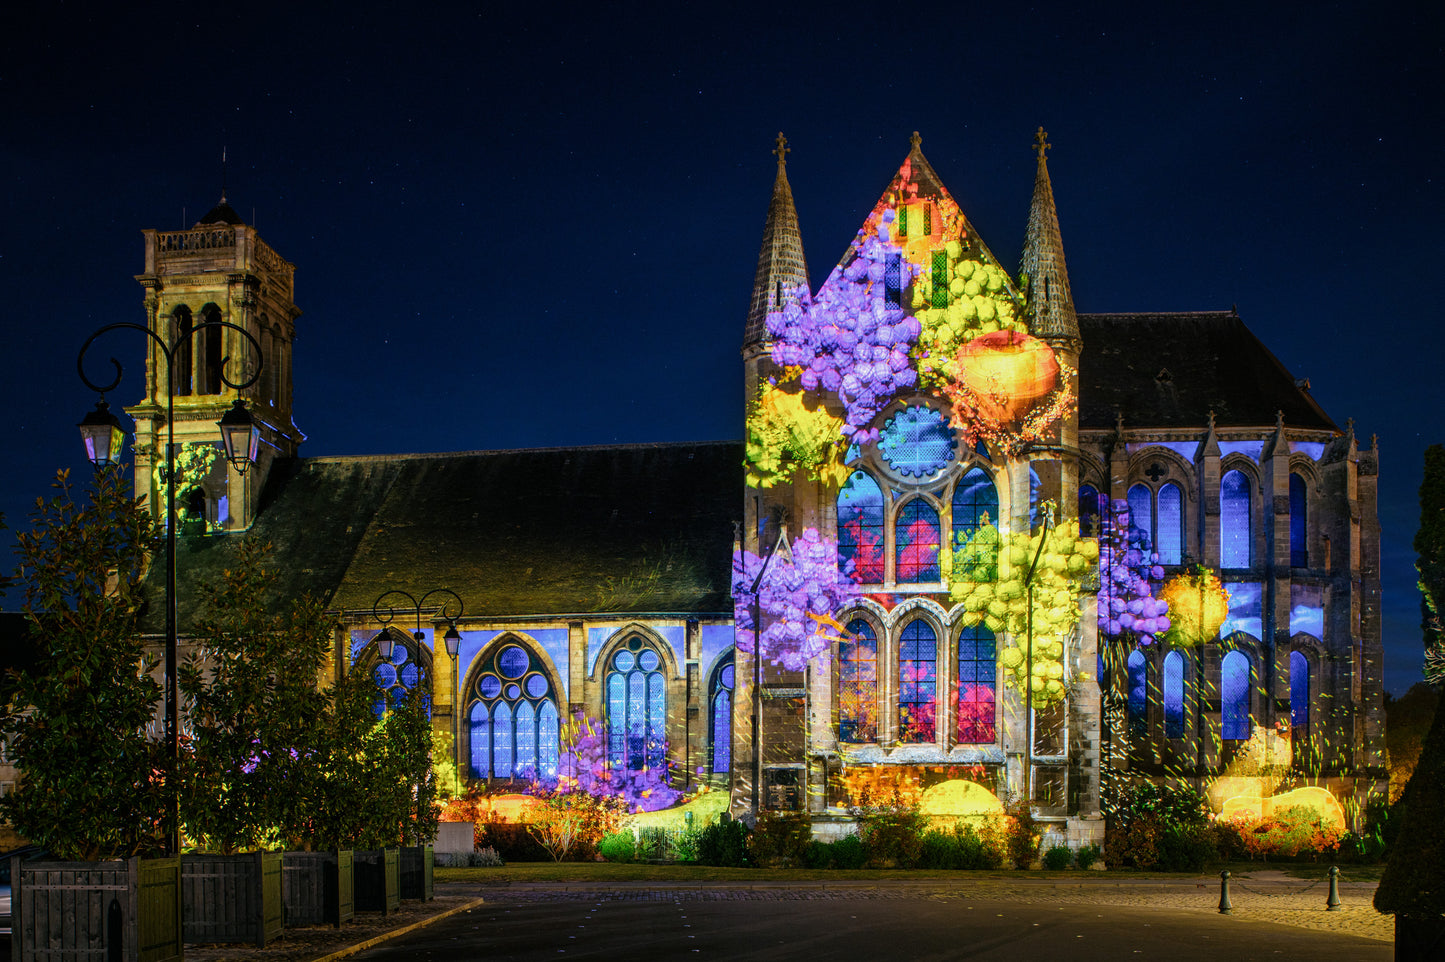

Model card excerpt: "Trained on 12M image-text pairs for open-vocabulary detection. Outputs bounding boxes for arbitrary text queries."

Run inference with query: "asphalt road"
[351,894,1390,961]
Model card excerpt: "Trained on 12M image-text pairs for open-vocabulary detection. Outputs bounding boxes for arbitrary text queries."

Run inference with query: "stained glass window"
[952,467,997,550]
[1127,484,1152,551]
[1221,650,1252,740]
[878,406,957,479]
[1290,473,1308,567]
[931,250,948,307]
[709,655,734,775]
[1290,650,1309,732]
[370,631,431,718]
[606,639,666,771]
[956,624,996,744]
[1163,651,1184,739]
[884,252,902,309]
[1157,483,1183,565]
[467,642,558,781]
[1221,470,1252,568]
[898,620,937,743]
[838,619,877,743]
[837,470,885,583]
[895,499,940,583]
[1127,650,1147,737]
[1079,484,1104,538]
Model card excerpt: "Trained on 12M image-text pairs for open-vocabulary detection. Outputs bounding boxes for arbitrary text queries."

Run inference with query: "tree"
[178,538,333,853]
[1416,444,1445,667]
[0,468,165,860]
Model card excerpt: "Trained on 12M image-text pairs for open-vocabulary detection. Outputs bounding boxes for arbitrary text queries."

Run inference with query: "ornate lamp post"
[76,319,262,856]
[370,587,465,665]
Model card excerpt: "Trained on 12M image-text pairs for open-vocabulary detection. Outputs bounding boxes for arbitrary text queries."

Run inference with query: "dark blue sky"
[2,1,1440,693]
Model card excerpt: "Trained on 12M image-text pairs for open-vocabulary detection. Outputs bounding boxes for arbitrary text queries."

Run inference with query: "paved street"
[349,882,1391,962]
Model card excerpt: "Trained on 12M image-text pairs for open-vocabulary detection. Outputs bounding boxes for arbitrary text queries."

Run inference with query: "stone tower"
[126,196,304,532]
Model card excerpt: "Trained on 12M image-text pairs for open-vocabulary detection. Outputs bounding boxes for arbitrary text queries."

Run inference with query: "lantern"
[78,400,127,467]
[217,399,259,473]
[956,331,1060,425]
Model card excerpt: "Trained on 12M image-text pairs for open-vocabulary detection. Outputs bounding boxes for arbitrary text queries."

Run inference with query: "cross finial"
[1033,127,1050,160]
[1207,410,1217,431]
[910,130,922,151]
[773,132,789,166]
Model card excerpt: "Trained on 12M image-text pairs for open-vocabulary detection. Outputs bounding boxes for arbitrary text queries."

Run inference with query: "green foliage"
[1416,444,1445,670]
[1103,782,1215,870]
[526,790,621,862]
[829,832,867,869]
[1042,844,1073,870]
[915,822,1005,870]
[598,831,635,862]
[153,442,220,530]
[857,807,927,868]
[1073,842,1103,869]
[475,845,505,867]
[0,468,165,860]
[178,538,332,853]
[747,811,813,867]
[744,384,849,489]
[1004,798,1040,868]
[696,816,749,867]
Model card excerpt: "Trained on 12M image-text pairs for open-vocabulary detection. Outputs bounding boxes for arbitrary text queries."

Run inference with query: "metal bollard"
[1218,870,1233,914]
[1326,865,1341,911]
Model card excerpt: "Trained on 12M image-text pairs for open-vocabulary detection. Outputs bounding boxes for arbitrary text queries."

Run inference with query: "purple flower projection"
[544,712,682,812]
[733,527,862,671]
[765,230,922,443]
[1097,499,1170,645]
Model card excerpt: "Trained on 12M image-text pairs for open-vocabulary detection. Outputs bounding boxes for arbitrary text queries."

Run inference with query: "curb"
[307,897,486,962]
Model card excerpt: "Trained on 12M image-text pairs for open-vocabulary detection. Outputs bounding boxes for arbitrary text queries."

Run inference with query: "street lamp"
[1023,501,1055,804]
[76,318,262,857]
[370,588,465,664]
[747,515,793,823]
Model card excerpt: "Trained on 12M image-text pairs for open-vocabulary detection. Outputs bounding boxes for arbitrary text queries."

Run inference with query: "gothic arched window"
[1127,482,1183,566]
[898,619,937,743]
[1163,650,1184,739]
[1221,649,1252,740]
[1078,484,1104,539]
[1221,470,1252,568]
[467,642,559,781]
[1127,650,1147,737]
[837,470,885,583]
[1290,473,1308,567]
[369,629,432,718]
[952,467,997,548]
[605,637,666,771]
[895,499,940,583]
[1290,650,1310,733]
[171,306,193,396]
[708,653,734,776]
[198,304,223,395]
[838,618,878,743]
[956,623,996,744]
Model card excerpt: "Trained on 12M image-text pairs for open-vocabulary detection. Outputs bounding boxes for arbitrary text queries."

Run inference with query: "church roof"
[1077,311,1338,432]
[148,441,742,632]
[743,134,809,348]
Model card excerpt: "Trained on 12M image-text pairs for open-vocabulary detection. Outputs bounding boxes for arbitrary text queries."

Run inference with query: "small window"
[172,306,193,396]
[1157,483,1183,565]
[1289,473,1308,567]
[895,499,940,583]
[1163,651,1184,738]
[838,619,878,743]
[884,252,902,308]
[709,653,734,775]
[1221,471,1252,568]
[838,471,885,583]
[952,467,998,548]
[931,250,948,307]
[199,304,223,395]
[956,624,996,744]
[1290,650,1309,733]
[1221,650,1252,740]
[1127,650,1147,737]
[898,620,937,743]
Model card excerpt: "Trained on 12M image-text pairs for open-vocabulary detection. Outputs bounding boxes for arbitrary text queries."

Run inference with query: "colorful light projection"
[1097,499,1170,646]
[939,331,1077,456]
[1157,566,1230,647]
[745,382,850,488]
[732,527,862,671]
[950,512,1098,705]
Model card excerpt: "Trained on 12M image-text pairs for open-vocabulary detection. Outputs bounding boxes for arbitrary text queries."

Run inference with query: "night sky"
[2,2,1440,694]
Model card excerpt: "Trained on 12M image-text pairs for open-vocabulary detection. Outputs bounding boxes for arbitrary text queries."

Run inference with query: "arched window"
[951,467,997,549]
[605,638,666,771]
[895,499,940,583]
[1157,483,1183,565]
[1290,650,1309,734]
[1221,650,1252,740]
[837,470,885,583]
[1162,650,1184,739]
[1289,473,1308,567]
[1221,470,1252,568]
[198,304,223,395]
[898,620,937,743]
[1127,650,1147,737]
[956,624,996,744]
[1078,484,1104,538]
[172,306,193,396]
[467,641,558,781]
[708,653,734,775]
[838,619,878,743]
[1127,484,1152,552]
[369,628,432,718]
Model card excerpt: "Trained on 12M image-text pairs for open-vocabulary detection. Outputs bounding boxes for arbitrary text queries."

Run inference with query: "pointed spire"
[744,133,810,349]
[1020,126,1078,345]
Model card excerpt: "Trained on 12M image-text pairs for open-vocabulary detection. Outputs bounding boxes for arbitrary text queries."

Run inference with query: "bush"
[831,833,868,869]
[476,820,551,861]
[1156,826,1217,871]
[748,811,812,867]
[1074,842,1103,869]
[803,839,834,869]
[858,808,926,867]
[599,831,636,863]
[1005,800,1039,869]
[672,829,702,862]
[697,817,749,867]
[1042,844,1073,870]
[475,845,505,867]
[636,826,672,860]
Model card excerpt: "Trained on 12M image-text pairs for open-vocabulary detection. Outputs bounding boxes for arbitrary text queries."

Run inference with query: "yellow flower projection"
[1158,566,1229,646]
[744,382,850,488]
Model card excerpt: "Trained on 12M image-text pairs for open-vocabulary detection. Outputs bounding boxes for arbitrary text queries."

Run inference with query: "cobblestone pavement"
[178,873,1393,961]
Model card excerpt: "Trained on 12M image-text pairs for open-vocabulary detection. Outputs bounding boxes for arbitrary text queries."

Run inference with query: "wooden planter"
[181,851,282,947]
[399,844,433,901]
[353,848,400,915]
[12,855,182,962]
[281,850,354,928]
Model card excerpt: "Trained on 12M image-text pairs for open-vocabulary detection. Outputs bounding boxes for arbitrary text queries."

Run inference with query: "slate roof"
[1077,311,1338,432]
[149,441,742,632]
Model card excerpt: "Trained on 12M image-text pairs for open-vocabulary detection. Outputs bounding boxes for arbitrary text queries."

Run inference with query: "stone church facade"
[107,131,1383,843]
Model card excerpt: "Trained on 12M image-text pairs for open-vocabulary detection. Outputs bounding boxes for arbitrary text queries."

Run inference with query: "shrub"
[598,831,636,863]
[673,829,702,862]
[1042,844,1073,870]
[697,817,749,867]
[1074,842,1103,869]
[1156,826,1217,871]
[803,839,834,869]
[831,833,868,869]
[749,811,812,867]
[858,808,926,867]
[1004,800,1039,869]
[475,845,505,867]
[526,790,624,862]
[636,826,672,860]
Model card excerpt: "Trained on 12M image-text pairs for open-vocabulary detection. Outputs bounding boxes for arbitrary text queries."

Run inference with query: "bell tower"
[126,196,304,532]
